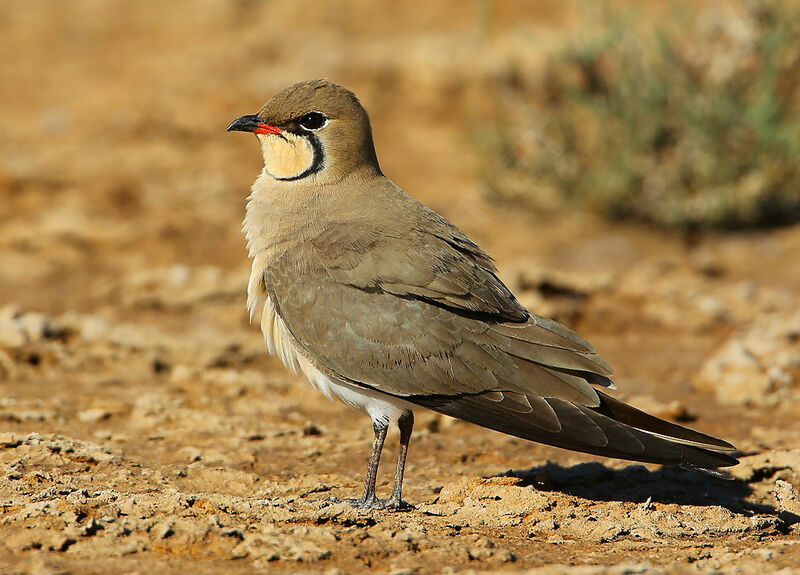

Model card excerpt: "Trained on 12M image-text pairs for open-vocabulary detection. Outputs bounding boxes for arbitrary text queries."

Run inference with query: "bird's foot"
[344,494,413,511]
[383,496,413,511]
[345,493,385,510]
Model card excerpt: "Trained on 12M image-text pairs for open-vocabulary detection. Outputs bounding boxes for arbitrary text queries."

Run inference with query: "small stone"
[152,357,171,374]
[0,433,21,448]
[179,447,203,462]
[539,518,559,531]
[77,408,112,423]
[169,364,196,383]
[302,421,323,436]
[468,546,493,560]
[231,543,249,559]
[284,540,331,562]
[18,312,49,342]
[0,308,52,348]
[81,518,104,537]
[49,535,77,552]
[775,480,800,517]
[496,549,516,562]
[156,523,174,539]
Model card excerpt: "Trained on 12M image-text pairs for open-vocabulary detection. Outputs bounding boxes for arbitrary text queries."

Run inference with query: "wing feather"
[311,221,529,321]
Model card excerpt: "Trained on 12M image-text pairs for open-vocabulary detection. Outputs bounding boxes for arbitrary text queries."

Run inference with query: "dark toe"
[345,496,386,510]
[385,498,413,511]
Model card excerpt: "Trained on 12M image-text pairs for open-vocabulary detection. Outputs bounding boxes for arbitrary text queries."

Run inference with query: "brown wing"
[266,244,610,405]
[310,220,529,322]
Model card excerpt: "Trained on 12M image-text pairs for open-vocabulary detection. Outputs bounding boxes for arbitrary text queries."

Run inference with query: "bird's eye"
[298,112,327,131]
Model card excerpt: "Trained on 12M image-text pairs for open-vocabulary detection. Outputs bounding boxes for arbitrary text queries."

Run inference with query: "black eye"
[298,112,327,130]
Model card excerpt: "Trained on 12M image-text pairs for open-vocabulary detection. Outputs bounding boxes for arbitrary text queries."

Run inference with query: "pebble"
[78,408,112,423]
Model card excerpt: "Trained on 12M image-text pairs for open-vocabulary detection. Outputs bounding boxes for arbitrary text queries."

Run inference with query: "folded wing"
[263,216,737,471]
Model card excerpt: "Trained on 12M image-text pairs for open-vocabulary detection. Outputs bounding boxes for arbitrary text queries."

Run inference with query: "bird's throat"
[259,132,317,181]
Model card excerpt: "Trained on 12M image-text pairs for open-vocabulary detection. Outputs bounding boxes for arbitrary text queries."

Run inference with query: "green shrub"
[483,1,800,229]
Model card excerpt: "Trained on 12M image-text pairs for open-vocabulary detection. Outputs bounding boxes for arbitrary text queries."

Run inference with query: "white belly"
[247,266,413,425]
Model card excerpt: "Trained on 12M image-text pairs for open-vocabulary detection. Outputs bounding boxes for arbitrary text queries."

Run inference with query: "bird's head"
[227,79,381,184]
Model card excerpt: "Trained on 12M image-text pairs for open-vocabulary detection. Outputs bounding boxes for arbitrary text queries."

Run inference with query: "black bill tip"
[227,114,261,133]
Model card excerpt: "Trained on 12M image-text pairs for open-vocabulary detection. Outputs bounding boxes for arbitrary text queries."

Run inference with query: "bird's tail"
[415,389,738,474]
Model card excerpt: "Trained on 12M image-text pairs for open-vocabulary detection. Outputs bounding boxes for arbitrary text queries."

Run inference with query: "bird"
[227,79,738,510]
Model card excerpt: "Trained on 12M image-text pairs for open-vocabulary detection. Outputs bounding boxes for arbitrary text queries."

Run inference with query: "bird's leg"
[385,410,414,509]
[349,419,388,509]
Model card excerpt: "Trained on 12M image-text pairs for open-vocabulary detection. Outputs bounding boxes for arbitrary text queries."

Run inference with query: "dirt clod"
[2,1,800,573]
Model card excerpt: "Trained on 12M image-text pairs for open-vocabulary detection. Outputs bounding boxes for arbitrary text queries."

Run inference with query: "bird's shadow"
[496,461,774,517]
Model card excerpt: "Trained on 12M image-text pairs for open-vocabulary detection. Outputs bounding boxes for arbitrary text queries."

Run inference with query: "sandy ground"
[1,1,799,573]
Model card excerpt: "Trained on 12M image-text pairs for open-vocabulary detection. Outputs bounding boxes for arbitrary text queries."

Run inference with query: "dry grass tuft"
[481,1,800,230]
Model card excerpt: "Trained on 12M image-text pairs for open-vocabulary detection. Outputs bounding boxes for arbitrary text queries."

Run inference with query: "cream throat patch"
[258,131,319,180]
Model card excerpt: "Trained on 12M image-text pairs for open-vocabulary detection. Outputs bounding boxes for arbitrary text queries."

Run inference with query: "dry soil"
[1,2,799,574]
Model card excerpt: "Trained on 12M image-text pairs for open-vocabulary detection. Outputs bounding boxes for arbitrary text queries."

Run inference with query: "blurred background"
[1,0,799,571]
